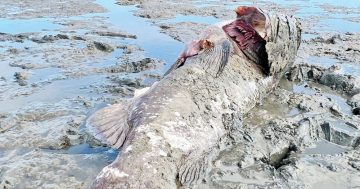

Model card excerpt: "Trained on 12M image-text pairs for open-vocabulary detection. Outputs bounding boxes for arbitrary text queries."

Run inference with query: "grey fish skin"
[88,7,301,189]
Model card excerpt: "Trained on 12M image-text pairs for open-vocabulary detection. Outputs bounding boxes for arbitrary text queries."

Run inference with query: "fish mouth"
[223,6,270,75]
[234,6,268,39]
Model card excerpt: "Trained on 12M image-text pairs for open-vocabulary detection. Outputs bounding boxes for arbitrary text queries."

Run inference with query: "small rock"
[55,34,69,39]
[72,36,86,41]
[106,58,160,73]
[59,135,71,149]
[353,107,360,115]
[8,48,18,54]
[326,164,337,172]
[330,105,342,117]
[117,44,143,54]
[264,135,271,140]
[92,31,136,39]
[14,71,30,80]
[348,94,360,108]
[93,41,114,52]
[349,161,360,171]
[14,71,30,86]
[42,35,56,42]
[114,78,141,88]
[325,35,340,44]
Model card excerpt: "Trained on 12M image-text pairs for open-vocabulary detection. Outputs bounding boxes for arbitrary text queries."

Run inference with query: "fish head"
[166,6,301,80]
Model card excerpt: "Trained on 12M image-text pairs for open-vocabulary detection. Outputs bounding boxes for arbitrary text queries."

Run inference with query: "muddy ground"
[0,0,359,188]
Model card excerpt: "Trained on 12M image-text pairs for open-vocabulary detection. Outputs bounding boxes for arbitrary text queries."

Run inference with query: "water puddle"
[164,14,220,24]
[309,82,352,115]
[0,147,33,158]
[316,18,360,33]
[0,39,37,50]
[303,139,348,155]
[0,0,359,187]
[0,18,61,34]
[0,40,38,79]
[53,143,119,161]
[324,93,353,115]
[307,56,338,67]
[27,67,63,83]
[160,14,219,25]
[84,48,124,69]
[0,75,109,113]
[260,99,292,117]
[292,83,317,95]
[307,56,360,75]
[302,33,319,41]
[327,120,359,133]
[244,96,301,126]
[0,61,20,79]
[95,0,182,70]
[0,0,183,114]
[192,3,216,8]
[287,107,301,117]
[0,0,182,70]
[291,82,352,115]
[318,0,360,8]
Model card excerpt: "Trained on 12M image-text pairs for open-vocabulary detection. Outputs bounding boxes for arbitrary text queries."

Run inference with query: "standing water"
[0,0,359,188]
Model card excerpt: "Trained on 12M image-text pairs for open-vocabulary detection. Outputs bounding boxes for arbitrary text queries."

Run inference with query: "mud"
[0,0,359,188]
[0,0,106,19]
[287,63,360,96]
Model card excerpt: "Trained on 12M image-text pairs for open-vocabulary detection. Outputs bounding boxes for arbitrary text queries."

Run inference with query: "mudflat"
[0,0,359,188]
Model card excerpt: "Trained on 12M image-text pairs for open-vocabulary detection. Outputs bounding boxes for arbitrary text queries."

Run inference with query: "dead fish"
[87,6,301,189]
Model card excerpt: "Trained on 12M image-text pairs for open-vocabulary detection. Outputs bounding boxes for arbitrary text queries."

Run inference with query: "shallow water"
[27,67,63,83]
[162,14,220,24]
[0,0,186,113]
[0,0,358,85]
[317,18,360,33]
[0,75,108,113]
[329,120,359,133]
[307,56,360,75]
[303,139,348,155]
[96,0,182,68]
[0,1,186,185]
[0,18,61,34]
[290,82,353,115]
[0,0,182,86]
[0,0,359,187]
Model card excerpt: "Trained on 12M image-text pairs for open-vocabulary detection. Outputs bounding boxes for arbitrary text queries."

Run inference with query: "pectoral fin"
[86,101,131,149]
[164,39,230,77]
[164,57,185,76]
[178,154,210,187]
[193,39,231,77]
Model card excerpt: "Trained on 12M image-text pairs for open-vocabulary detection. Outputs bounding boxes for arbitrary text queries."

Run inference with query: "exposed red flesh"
[222,19,265,51]
[222,7,269,75]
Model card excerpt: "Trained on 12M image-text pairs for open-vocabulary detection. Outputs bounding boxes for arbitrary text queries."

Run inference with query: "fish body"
[87,6,301,189]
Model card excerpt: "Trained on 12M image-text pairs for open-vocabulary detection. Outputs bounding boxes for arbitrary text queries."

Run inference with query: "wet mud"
[0,0,359,188]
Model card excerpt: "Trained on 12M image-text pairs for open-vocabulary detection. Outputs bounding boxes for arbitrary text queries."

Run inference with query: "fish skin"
[88,6,301,189]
